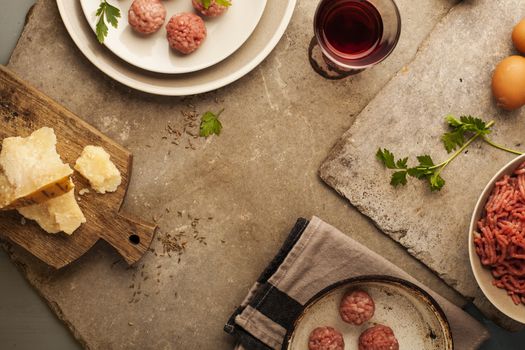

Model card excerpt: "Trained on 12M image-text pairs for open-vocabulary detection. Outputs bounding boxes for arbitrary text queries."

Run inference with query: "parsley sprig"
[200,0,232,10]
[199,109,224,137]
[96,0,121,44]
[377,115,523,191]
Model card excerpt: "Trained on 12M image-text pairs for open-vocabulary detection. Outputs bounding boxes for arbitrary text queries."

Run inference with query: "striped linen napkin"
[224,216,489,349]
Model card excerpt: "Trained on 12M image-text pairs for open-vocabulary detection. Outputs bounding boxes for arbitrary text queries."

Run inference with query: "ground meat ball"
[358,324,399,350]
[308,326,345,350]
[192,0,229,17]
[166,13,207,54]
[128,0,166,34]
[339,290,375,325]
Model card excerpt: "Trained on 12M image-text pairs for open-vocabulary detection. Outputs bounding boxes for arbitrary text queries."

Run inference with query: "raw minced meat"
[166,13,207,54]
[339,289,375,325]
[308,326,345,350]
[128,0,166,34]
[358,324,399,350]
[192,0,229,17]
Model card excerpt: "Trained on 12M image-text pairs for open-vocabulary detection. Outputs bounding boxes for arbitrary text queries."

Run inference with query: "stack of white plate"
[56,0,296,96]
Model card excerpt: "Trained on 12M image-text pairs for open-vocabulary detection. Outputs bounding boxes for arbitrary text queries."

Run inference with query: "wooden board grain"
[0,65,156,268]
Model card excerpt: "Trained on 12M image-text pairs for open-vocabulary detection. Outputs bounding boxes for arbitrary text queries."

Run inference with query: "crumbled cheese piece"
[0,127,73,209]
[78,188,90,196]
[18,191,86,235]
[0,172,15,208]
[75,146,121,194]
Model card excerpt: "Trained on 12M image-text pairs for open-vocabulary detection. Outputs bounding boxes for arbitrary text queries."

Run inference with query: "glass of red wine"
[309,0,401,79]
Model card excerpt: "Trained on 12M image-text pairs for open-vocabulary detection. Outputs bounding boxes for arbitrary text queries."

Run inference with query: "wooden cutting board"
[0,65,156,269]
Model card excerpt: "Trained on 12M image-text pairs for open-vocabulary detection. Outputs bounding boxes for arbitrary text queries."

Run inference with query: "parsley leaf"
[376,148,396,169]
[391,171,408,186]
[429,173,445,191]
[442,115,491,153]
[407,155,435,179]
[459,115,490,134]
[377,149,409,187]
[378,115,523,192]
[215,0,232,6]
[199,109,224,137]
[442,129,465,153]
[201,0,231,8]
[95,0,121,44]
[416,155,434,167]
[96,14,108,44]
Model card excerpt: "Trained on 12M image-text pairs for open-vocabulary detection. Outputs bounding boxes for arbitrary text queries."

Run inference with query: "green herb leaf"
[429,173,445,191]
[407,167,431,179]
[379,114,522,193]
[396,157,408,169]
[377,149,410,187]
[407,155,436,180]
[104,2,121,28]
[444,114,462,127]
[459,115,491,135]
[199,109,224,137]
[391,171,408,186]
[442,129,465,153]
[416,155,434,167]
[215,0,232,7]
[201,0,212,9]
[376,148,397,169]
[95,0,121,44]
[96,14,108,44]
[442,115,492,152]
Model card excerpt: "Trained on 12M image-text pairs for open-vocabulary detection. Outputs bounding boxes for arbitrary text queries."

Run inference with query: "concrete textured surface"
[320,0,525,330]
[1,0,472,348]
[0,1,80,349]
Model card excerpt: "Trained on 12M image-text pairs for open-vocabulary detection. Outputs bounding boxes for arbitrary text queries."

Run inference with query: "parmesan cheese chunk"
[0,127,74,209]
[18,191,86,235]
[74,146,121,194]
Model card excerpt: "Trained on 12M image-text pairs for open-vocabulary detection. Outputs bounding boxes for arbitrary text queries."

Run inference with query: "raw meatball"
[308,326,345,350]
[166,13,207,54]
[192,0,229,17]
[128,0,166,34]
[339,290,375,325]
[358,324,399,350]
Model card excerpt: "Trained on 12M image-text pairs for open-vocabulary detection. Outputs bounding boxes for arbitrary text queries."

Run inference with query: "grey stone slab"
[3,0,463,348]
[320,0,525,330]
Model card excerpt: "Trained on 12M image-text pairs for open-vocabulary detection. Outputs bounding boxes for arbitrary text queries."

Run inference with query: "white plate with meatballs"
[80,0,267,74]
[56,0,296,95]
[284,276,453,350]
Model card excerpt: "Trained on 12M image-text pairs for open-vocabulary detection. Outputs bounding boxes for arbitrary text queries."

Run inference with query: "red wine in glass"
[312,0,401,76]
[322,1,383,59]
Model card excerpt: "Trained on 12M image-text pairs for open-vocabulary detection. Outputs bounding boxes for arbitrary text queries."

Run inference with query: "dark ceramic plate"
[283,275,453,350]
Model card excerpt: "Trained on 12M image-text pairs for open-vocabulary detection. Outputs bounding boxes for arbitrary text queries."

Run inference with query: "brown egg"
[512,19,525,54]
[492,55,525,110]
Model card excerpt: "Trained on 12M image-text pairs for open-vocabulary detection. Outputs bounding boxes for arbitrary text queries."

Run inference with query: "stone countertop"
[1,0,472,348]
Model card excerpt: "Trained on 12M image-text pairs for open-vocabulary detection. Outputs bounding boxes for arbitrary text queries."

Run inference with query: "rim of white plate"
[56,0,297,96]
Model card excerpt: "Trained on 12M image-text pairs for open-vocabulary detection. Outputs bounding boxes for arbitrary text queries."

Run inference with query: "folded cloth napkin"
[224,216,489,350]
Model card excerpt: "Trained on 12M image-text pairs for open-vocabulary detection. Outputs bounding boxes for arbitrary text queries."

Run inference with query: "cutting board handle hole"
[129,234,140,245]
